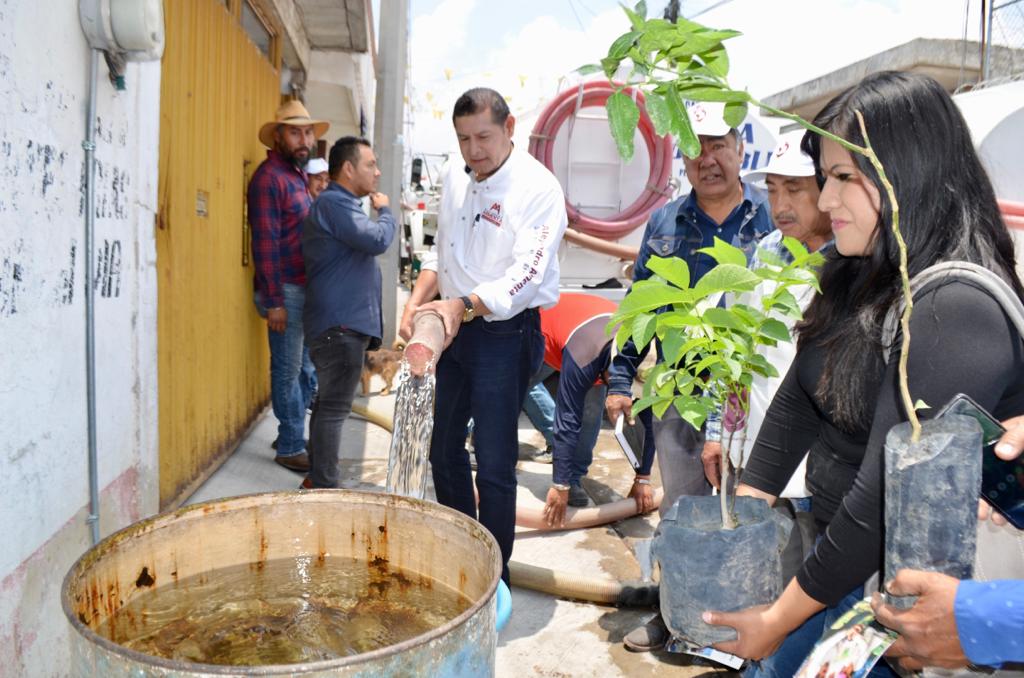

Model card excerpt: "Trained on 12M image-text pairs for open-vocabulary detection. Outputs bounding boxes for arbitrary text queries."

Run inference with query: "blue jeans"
[429,309,544,584]
[254,283,315,456]
[524,366,556,447]
[744,585,899,678]
[308,328,369,487]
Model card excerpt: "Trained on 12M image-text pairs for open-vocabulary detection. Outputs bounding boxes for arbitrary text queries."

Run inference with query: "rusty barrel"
[61,490,501,676]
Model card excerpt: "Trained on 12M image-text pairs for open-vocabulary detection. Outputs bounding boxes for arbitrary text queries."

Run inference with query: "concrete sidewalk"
[186,376,736,677]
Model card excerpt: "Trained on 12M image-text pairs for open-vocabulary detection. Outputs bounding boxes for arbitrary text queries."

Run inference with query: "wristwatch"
[459,295,476,322]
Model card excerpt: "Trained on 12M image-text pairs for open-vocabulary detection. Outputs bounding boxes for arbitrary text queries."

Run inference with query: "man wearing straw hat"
[248,100,329,473]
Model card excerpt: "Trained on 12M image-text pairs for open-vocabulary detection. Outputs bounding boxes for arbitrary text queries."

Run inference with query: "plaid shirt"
[248,150,311,307]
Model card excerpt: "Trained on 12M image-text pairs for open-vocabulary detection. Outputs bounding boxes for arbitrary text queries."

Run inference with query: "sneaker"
[568,483,589,507]
[533,446,553,464]
[623,615,669,652]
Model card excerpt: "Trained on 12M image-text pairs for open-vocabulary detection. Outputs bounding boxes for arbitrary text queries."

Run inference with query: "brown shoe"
[298,476,313,490]
[275,452,310,473]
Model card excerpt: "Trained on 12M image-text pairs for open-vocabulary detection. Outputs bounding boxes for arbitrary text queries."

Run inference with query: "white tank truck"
[509,77,1024,293]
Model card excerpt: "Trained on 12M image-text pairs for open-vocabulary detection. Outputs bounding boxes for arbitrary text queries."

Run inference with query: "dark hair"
[328,136,371,178]
[452,87,510,125]
[797,71,1021,431]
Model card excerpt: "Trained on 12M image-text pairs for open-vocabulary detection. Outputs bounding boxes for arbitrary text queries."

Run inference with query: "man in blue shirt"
[606,102,774,652]
[301,136,397,489]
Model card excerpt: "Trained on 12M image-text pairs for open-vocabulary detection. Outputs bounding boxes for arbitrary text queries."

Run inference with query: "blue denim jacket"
[607,184,773,397]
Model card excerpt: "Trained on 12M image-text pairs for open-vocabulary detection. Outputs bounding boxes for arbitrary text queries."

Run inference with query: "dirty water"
[386,360,435,499]
[107,556,471,666]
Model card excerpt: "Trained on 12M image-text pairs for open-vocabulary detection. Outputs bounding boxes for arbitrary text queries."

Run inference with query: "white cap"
[306,157,329,175]
[744,130,815,184]
[686,101,732,137]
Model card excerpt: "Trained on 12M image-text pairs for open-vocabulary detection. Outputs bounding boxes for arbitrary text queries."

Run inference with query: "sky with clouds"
[406,0,986,155]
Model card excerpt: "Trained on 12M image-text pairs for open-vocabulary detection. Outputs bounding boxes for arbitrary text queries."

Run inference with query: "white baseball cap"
[306,157,329,175]
[686,101,733,137]
[744,130,815,184]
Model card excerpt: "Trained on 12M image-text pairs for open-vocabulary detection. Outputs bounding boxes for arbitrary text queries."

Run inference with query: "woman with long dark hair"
[703,71,1024,676]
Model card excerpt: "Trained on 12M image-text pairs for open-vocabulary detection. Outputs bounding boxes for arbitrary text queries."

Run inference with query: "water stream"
[385,360,436,499]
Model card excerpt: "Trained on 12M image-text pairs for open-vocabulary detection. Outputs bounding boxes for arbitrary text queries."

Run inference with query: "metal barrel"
[62,490,501,677]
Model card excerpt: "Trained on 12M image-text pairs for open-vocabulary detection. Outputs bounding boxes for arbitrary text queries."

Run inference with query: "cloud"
[408,4,629,154]
[407,0,983,155]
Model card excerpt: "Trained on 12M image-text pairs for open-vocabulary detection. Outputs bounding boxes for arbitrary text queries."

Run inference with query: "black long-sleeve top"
[742,278,1024,606]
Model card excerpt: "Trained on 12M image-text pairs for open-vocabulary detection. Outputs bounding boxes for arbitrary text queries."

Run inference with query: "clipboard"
[614,414,645,471]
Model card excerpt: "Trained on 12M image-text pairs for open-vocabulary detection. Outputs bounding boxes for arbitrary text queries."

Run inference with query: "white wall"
[0,1,160,675]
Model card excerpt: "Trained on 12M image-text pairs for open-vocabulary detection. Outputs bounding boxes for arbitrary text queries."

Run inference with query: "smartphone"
[937,393,1024,530]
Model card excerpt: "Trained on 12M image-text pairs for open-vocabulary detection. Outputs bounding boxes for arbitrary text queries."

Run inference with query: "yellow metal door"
[157,0,281,507]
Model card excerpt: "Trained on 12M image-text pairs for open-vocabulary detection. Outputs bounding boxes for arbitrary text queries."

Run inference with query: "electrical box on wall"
[79,0,165,61]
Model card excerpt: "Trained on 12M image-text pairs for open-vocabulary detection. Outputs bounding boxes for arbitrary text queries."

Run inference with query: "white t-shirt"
[421,148,567,321]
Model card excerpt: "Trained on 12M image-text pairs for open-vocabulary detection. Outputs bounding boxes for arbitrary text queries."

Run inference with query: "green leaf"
[665,86,699,158]
[606,91,640,161]
[575,63,603,76]
[746,353,778,378]
[694,264,760,296]
[674,397,709,430]
[759,318,792,343]
[652,397,673,419]
[700,45,730,78]
[702,306,743,330]
[608,30,641,59]
[765,287,801,316]
[655,311,700,332]
[622,2,645,30]
[614,321,633,351]
[754,246,787,269]
[613,280,693,318]
[633,0,647,19]
[646,255,690,289]
[781,236,810,262]
[644,91,673,138]
[633,394,670,416]
[723,100,747,128]
[659,330,689,366]
[691,354,722,376]
[697,237,747,267]
[632,313,657,351]
[914,399,930,411]
[677,85,750,104]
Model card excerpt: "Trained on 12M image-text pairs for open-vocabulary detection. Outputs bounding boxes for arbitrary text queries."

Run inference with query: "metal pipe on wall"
[84,48,101,546]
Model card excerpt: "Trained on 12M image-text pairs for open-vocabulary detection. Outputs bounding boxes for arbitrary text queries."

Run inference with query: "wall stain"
[94,239,122,299]
[56,241,75,306]
[0,238,25,317]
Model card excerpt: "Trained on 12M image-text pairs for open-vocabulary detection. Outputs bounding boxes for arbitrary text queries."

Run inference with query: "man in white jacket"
[399,87,568,585]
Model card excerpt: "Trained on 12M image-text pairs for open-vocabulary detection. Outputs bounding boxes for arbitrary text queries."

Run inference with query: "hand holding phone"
[937,394,1024,530]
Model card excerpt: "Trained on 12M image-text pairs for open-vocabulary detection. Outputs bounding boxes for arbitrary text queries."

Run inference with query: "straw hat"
[258,100,329,148]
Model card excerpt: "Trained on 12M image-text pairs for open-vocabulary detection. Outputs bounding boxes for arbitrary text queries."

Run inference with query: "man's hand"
[701,441,723,489]
[266,307,287,333]
[979,415,1024,527]
[399,302,419,342]
[606,394,634,426]
[996,414,1024,460]
[871,569,967,671]
[370,192,389,210]
[416,298,465,348]
[628,479,655,514]
[543,486,569,528]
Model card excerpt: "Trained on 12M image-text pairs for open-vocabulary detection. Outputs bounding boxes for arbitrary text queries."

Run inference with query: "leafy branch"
[610,237,825,527]
[585,2,920,440]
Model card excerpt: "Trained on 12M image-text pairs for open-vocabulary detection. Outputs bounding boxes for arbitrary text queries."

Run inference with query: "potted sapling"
[608,236,822,645]
[594,1,985,626]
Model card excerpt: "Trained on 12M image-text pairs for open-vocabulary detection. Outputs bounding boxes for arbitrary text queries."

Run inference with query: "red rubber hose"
[1000,199,1024,230]
[528,81,674,240]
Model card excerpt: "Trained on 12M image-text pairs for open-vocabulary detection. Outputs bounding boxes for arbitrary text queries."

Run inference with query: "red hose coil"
[528,81,675,240]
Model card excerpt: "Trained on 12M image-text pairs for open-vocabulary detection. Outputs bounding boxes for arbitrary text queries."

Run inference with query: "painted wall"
[156,0,280,509]
[0,0,161,675]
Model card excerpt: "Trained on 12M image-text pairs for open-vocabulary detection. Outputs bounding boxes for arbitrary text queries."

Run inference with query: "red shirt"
[540,292,618,372]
